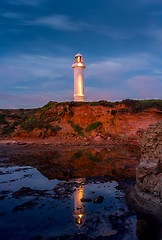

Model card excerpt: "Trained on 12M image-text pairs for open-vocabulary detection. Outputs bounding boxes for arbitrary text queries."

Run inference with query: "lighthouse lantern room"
[72,53,86,102]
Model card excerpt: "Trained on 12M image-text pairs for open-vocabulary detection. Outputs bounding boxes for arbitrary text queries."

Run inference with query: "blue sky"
[0,0,162,108]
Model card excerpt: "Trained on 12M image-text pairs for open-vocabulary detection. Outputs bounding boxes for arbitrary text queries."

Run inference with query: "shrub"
[3,125,15,136]
[13,120,21,127]
[73,124,83,135]
[121,99,162,112]
[85,121,102,132]
[58,106,67,117]
[111,110,117,115]
[49,117,59,122]
[0,114,8,124]
[58,111,64,117]
[98,100,114,107]
[40,101,56,114]
[43,101,56,110]
[89,102,99,106]
[118,108,129,114]
[21,117,51,132]
[69,109,74,117]
[56,125,62,131]
[68,120,83,135]
[68,102,84,107]
[89,101,118,107]
[9,114,22,119]
[110,118,115,126]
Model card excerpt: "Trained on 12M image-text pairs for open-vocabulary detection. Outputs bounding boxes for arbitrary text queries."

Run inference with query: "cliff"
[0,99,162,146]
[135,121,162,205]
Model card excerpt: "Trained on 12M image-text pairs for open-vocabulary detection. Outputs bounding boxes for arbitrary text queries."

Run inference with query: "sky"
[0,0,162,108]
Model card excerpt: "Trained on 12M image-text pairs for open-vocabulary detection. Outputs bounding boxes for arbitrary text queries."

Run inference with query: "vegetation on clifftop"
[121,99,162,112]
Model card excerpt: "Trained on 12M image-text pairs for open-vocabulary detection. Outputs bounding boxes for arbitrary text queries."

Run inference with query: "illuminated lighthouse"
[72,53,86,102]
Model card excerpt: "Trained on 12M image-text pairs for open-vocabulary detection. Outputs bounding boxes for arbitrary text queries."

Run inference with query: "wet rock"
[13,200,38,212]
[93,196,104,203]
[81,197,92,202]
[0,190,10,200]
[0,190,10,195]
[100,229,118,237]
[53,182,77,199]
[12,187,48,199]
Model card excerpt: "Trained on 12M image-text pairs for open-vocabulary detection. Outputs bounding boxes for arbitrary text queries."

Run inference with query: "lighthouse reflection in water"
[73,179,85,225]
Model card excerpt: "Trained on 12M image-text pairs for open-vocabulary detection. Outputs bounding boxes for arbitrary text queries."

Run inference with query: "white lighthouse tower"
[72,53,86,102]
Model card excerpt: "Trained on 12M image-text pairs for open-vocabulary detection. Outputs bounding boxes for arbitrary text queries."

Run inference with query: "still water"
[0,146,160,240]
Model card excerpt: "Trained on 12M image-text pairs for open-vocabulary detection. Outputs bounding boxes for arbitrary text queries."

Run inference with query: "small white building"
[72,53,86,102]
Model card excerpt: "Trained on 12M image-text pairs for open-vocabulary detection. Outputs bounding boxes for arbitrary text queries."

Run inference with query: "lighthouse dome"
[75,53,83,58]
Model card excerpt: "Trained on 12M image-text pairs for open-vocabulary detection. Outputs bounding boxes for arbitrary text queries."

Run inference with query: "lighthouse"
[72,53,86,102]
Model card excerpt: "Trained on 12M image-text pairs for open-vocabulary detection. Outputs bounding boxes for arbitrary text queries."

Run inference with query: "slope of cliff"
[0,100,161,145]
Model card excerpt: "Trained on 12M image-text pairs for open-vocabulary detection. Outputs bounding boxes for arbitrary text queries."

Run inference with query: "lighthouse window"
[77,57,81,62]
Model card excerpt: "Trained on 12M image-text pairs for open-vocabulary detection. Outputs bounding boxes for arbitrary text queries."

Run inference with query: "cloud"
[86,54,150,82]
[31,15,79,31]
[7,0,45,6]
[29,14,130,39]
[1,12,23,19]
[1,11,130,39]
[0,54,73,96]
[127,75,162,98]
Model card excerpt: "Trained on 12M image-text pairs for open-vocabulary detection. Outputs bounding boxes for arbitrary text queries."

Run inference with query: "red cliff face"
[61,105,161,137]
[3,101,161,145]
[38,104,161,143]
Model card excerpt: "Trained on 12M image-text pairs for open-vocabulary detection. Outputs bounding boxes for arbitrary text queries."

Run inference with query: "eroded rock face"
[135,121,162,205]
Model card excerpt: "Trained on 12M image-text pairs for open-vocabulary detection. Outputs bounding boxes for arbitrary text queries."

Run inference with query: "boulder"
[81,197,92,202]
[93,136,104,144]
[93,195,104,203]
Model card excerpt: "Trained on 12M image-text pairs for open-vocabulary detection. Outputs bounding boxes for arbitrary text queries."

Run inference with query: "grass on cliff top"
[40,99,162,112]
[121,99,162,112]
[0,114,8,124]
